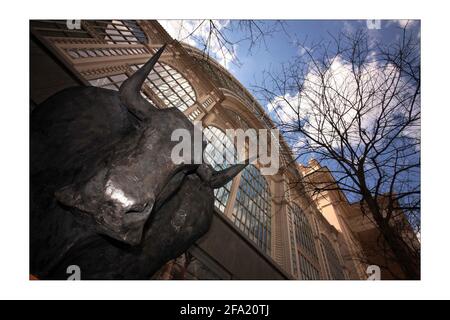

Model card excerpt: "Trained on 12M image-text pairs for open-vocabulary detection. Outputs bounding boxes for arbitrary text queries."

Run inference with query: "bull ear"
[119,44,167,120]
[208,156,257,188]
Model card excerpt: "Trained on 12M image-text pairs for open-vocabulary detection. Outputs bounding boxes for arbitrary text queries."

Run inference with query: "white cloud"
[396,20,416,29]
[267,91,301,123]
[297,46,309,56]
[385,19,418,29]
[342,21,356,34]
[158,20,237,69]
[267,56,420,152]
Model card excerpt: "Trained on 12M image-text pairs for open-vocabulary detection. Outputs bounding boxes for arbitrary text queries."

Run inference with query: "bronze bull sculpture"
[30,45,247,279]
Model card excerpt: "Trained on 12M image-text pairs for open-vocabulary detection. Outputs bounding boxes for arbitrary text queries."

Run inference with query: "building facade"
[30,20,418,280]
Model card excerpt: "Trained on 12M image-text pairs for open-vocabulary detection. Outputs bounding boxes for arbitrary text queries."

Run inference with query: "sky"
[159,19,420,102]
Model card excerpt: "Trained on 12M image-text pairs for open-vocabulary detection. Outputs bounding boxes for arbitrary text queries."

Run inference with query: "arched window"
[288,204,320,279]
[203,126,236,213]
[131,62,196,112]
[287,207,299,278]
[321,236,346,280]
[89,73,128,91]
[232,165,271,254]
[299,254,320,280]
[292,204,318,260]
[89,62,197,114]
[91,20,148,44]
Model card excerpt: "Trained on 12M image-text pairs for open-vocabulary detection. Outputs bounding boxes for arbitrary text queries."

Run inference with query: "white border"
[1,0,449,300]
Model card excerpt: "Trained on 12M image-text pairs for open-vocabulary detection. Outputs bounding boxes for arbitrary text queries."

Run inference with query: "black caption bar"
[0,300,417,317]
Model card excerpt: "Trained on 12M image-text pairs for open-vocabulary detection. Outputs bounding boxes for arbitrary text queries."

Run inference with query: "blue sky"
[227,20,420,97]
[160,19,420,108]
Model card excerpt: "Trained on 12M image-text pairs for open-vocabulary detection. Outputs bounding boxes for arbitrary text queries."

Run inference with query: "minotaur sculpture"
[30,45,248,279]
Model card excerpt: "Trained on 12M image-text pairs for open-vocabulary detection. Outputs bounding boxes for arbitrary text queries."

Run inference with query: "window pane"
[138,61,196,113]
[232,165,271,254]
[322,236,345,280]
[203,126,236,213]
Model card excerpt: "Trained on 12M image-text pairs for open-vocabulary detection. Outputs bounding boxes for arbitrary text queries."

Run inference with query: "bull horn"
[119,44,167,120]
[208,157,257,188]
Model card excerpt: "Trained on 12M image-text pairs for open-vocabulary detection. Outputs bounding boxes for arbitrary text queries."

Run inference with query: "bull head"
[53,45,249,248]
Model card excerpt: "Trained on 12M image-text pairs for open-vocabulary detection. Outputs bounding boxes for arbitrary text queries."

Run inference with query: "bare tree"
[166,20,287,67]
[254,27,420,279]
